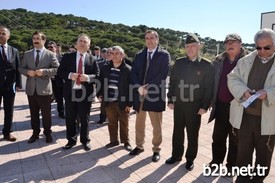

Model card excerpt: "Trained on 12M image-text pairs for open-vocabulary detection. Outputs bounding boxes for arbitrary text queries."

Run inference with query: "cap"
[185,33,200,44]
[224,33,242,42]
[102,48,108,53]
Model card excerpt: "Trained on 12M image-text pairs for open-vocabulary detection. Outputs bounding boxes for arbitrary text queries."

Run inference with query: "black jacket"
[0,45,22,90]
[98,61,132,110]
[167,56,214,110]
[57,52,99,100]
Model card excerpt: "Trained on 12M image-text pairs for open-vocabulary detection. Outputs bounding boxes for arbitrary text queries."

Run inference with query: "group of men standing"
[1,24,275,182]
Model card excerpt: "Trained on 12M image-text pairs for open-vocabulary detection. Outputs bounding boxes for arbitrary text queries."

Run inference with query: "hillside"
[0,8,254,60]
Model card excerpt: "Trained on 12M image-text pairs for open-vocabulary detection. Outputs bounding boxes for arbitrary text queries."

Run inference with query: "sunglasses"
[47,46,54,49]
[256,45,272,50]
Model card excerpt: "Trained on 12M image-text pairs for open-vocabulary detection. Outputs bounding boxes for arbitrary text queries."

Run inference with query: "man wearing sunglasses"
[228,28,275,182]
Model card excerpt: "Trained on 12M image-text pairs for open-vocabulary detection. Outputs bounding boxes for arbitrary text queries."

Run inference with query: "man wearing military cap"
[166,33,214,171]
[207,33,249,175]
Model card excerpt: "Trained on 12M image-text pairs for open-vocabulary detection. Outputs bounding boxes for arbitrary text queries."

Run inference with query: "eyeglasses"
[47,46,54,49]
[256,45,272,51]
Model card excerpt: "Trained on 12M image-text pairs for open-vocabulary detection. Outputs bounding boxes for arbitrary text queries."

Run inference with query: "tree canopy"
[0,8,254,61]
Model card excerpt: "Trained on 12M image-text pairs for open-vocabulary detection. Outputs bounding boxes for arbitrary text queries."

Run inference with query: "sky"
[1,0,275,44]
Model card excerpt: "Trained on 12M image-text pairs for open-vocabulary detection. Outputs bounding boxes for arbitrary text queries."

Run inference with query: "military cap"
[185,33,200,44]
[224,33,242,42]
[102,48,108,53]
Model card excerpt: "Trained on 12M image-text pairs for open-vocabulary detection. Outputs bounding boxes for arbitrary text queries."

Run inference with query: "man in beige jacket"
[228,28,275,183]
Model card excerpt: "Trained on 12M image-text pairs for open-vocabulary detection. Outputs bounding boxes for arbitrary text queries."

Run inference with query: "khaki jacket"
[228,50,275,135]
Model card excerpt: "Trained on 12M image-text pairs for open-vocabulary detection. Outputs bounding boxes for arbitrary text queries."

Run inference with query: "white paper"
[242,93,262,108]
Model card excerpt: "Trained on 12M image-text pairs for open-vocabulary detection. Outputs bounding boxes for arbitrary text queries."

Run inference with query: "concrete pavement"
[0,91,274,183]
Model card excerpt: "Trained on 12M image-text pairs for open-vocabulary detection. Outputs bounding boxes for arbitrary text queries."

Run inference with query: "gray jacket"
[208,48,248,122]
[19,48,59,96]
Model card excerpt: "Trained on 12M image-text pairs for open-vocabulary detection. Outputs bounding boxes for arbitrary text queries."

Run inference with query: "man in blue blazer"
[57,34,99,151]
[130,30,171,162]
[0,25,22,141]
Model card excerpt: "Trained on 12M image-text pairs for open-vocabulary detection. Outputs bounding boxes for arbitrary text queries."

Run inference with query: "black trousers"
[172,102,201,162]
[0,86,16,136]
[211,100,238,167]
[52,79,64,115]
[65,93,91,144]
[236,113,275,183]
[27,93,52,136]
[99,100,106,121]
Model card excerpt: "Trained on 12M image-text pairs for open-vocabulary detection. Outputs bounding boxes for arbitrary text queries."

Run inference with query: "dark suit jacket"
[57,52,99,101]
[131,46,171,112]
[0,45,22,90]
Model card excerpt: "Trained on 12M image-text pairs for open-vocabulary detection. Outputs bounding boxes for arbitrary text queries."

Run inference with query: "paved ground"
[0,91,274,183]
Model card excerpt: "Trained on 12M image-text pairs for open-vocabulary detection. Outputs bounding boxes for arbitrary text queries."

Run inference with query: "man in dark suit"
[19,31,59,144]
[0,25,22,141]
[57,34,99,151]
[130,30,171,162]
[47,41,65,119]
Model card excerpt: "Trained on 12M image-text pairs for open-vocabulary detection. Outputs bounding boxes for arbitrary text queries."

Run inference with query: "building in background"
[261,11,275,30]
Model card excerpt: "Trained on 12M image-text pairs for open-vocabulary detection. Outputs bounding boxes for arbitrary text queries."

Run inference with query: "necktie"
[148,51,152,62]
[1,45,8,63]
[143,52,152,84]
[76,54,83,85]
[35,50,40,67]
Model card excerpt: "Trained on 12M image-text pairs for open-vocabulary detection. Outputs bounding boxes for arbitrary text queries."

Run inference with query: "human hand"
[257,89,267,100]
[79,74,89,82]
[198,108,207,115]
[125,106,131,113]
[35,69,43,76]
[167,103,174,110]
[70,73,79,81]
[27,70,36,77]
[138,84,148,96]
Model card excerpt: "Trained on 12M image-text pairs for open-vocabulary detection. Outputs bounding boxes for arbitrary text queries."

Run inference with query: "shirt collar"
[258,52,275,64]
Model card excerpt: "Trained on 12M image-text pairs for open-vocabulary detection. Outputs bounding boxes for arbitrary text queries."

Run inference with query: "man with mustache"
[207,34,249,174]
[19,31,59,144]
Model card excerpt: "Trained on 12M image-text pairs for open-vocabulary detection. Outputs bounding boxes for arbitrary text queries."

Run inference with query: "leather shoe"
[186,161,194,171]
[63,141,76,149]
[83,143,91,151]
[3,134,17,142]
[105,141,119,148]
[129,147,144,155]
[27,135,39,143]
[165,157,182,164]
[124,143,132,151]
[152,152,160,162]
[45,135,53,143]
[97,120,106,124]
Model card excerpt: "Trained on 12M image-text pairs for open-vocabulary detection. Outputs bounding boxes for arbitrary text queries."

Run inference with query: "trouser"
[0,86,15,136]
[27,93,52,136]
[236,113,275,183]
[172,102,201,162]
[65,96,91,144]
[135,102,162,152]
[99,100,106,121]
[211,100,238,167]
[105,102,129,143]
[52,79,64,115]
